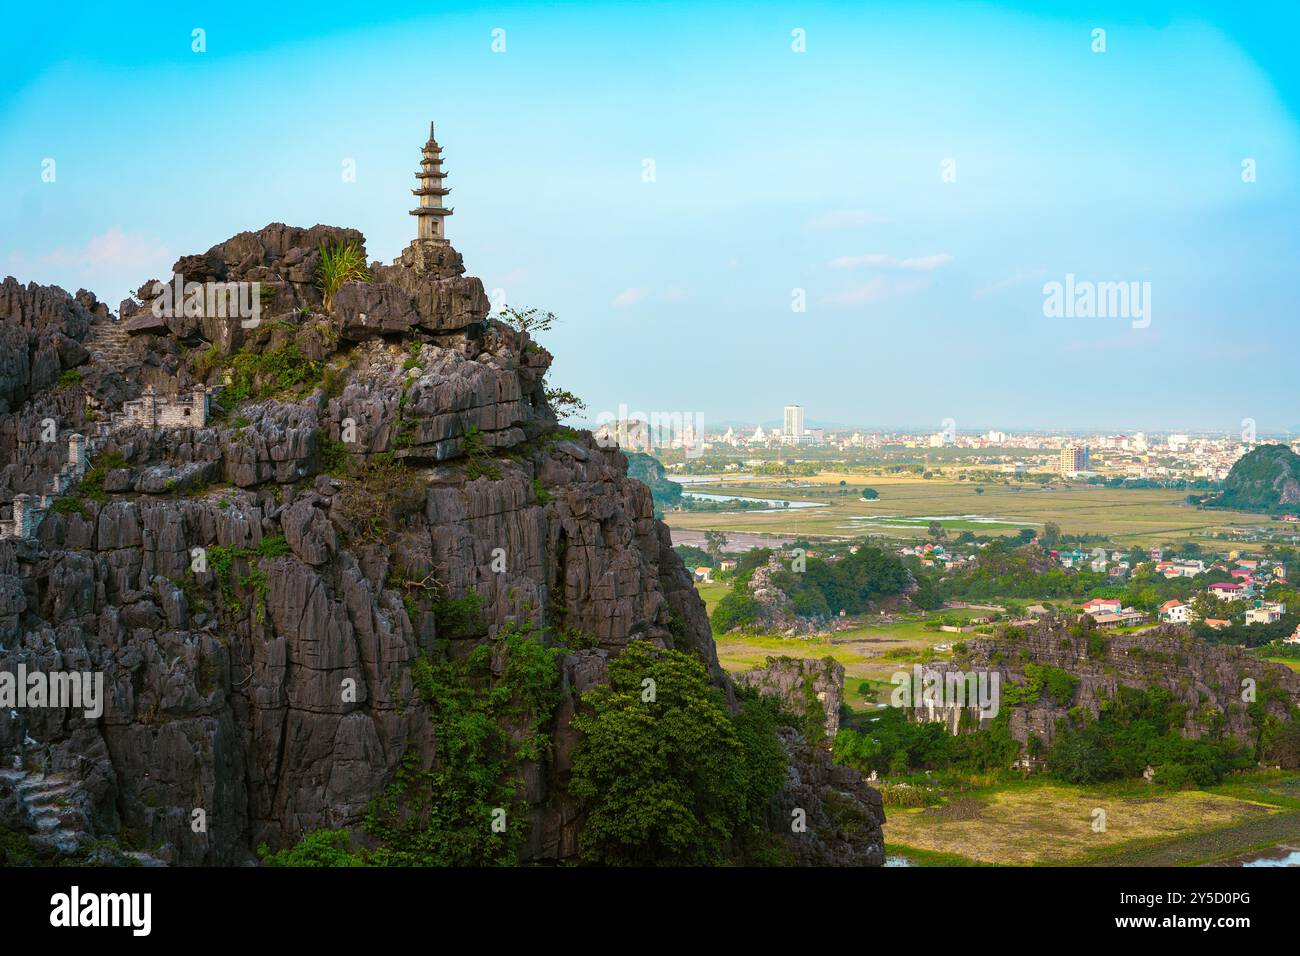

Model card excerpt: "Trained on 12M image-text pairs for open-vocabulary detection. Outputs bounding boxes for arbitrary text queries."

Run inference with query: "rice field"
[666,472,1281,550]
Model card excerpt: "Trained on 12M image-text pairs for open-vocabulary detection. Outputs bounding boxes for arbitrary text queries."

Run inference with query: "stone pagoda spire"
[410,121,453,244]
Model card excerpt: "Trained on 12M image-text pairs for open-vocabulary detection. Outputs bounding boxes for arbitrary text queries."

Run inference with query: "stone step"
[30,828,80,855]
[20,781,75,803]
[0,770,90,856]
[85,320,135,371]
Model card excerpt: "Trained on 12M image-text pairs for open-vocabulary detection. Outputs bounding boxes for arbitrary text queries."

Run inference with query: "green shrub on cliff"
[1046,686,1254,786]
[711,590,761,633]
[362,623,565,866]
[568,641,785,865]
[258,830,364,867]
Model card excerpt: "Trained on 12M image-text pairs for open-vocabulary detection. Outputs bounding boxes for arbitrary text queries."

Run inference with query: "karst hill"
[0,127,885,867]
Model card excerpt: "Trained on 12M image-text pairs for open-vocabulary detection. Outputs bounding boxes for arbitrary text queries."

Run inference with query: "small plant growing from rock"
[317,239,371,311]
[544,385,585,420]
[462,425,501,481]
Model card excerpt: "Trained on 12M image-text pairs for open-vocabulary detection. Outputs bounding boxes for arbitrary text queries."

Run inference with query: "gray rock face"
[0,229,726,864]
[736,655,844,741]
[772,727,886,866]
[0,225,881,866]
[924,620,1300,749]
[0,278,96,413]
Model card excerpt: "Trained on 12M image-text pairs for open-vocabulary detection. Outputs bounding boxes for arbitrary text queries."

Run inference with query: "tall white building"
[783,405,804,440]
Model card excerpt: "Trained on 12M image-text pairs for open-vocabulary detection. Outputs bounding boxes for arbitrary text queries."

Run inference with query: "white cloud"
[661,287,690,302]
[830,253,953,271]
[611,287,648,307]
[821,277,930,305]
[974,269,1046,298]
[37,227,172,272]
[805,210,889,231]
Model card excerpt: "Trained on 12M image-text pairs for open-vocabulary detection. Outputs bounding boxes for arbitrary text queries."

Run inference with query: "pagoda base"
[393,239,464,279]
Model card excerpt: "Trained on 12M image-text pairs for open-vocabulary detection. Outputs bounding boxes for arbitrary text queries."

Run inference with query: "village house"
[1082,598,1123,617]
[1284,624,1300,645]
[1093,609,1147,628]
[1208,581,1248,601]
[1157,560,1204,579]
[1245,602,1286,625]
[1204,618,1232,630]
[1159,600,1190,624]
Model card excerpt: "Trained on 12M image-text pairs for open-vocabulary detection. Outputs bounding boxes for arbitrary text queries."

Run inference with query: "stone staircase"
[0,768,88,855]
[84,318,134,372]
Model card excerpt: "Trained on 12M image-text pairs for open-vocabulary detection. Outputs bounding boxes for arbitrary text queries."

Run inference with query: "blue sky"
[2,1,1297,434]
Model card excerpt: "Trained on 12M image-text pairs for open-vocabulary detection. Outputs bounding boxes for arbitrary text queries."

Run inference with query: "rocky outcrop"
[0,279,99,414]
[743,553,815,634]
[736,656,884,864]
[736,655,844,742]
[772,727,886,866]
[927,620,1300,750]
[0,225,881,866]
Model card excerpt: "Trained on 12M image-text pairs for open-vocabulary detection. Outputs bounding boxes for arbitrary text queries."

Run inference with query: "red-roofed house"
[1082,598,1123,617]
[1209,582,1247,601]
[1159,600,1190,624]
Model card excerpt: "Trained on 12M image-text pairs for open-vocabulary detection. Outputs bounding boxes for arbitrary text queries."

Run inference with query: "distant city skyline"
[3,2,1297,432]
[576,409,1300,440]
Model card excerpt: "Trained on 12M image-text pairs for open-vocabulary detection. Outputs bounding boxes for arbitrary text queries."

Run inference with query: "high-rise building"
[1059,445,1089,473]
[783,405,804,440]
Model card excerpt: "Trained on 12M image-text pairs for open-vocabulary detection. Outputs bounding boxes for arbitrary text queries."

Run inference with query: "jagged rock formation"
[773,727,885,866]
[928,621,1300,750]
[0,223,884,865]
[736,655,844,742]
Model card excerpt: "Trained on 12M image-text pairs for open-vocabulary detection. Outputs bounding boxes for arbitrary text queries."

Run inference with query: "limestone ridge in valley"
[0,126,885,865]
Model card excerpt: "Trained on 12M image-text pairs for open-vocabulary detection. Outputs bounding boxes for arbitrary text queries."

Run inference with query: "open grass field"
[1258,656,1300,673]
[694,580,730,618]
[885,774,1300,866]
[710,608,989,706]
[666,472,1281,550]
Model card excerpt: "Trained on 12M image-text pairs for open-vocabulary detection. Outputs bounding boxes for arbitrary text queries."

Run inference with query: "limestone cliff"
[0,224,883,865]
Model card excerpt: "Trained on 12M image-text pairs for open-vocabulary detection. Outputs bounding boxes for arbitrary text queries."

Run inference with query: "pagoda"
[410,122,453,244]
